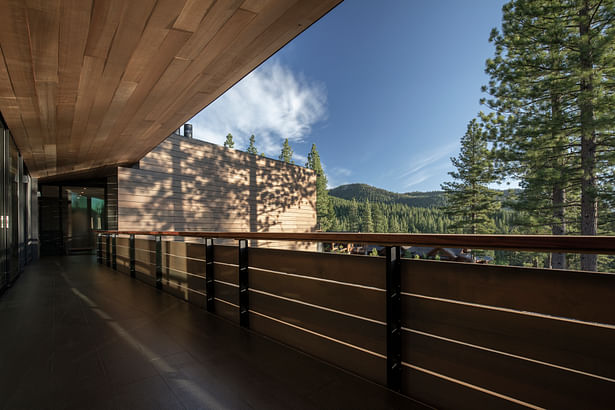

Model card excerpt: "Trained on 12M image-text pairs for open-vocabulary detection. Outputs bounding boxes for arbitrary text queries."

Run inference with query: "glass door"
[63,187,105,253]
[0,125,6,288]
[8,135,18,281]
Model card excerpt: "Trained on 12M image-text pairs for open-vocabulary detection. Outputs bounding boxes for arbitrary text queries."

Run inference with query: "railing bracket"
[386,246,402,392]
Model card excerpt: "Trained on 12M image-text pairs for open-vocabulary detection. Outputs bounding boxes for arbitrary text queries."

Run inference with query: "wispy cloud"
[188,59,327,158]
[326,165,353,189]
[398,143,457,190]
[332,167,352,177]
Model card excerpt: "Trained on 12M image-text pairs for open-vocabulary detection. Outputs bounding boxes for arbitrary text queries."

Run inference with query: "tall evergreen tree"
[373,204,387,232]
[482,0,615,270]
[482,0,578,268]
[575,0,615,270]
[305,144,331,231]
[361,199,374,232]
[441,119,500,234]
[279,138,294,164]
[247,135,258,154]
[348,199,360,232]
[223,133,234,148]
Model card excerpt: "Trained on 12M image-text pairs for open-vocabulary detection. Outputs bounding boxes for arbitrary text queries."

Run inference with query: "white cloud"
[404,173,431,189]
[398,142,457,179]
[325,165,353,189]
[398,143,457,190]
[332,167,352,177]
[188,59,327,157]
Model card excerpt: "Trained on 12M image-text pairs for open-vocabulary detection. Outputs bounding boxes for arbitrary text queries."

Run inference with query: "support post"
[106,234,111,267]
[129,234,135,278]
[386,246,402,392]
[97,234,102,264]
[112,234,117,270]
[238,239,249,328]
[155,235,162,289]
[205,238,215,312]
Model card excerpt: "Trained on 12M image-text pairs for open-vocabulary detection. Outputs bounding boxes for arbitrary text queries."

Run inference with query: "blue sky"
[189,0,508,192]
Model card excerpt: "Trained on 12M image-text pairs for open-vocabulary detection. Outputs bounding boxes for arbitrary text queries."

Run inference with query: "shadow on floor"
[0,255,427,409]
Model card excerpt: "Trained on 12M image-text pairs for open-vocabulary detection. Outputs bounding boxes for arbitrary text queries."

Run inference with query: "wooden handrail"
[94,230,615,254]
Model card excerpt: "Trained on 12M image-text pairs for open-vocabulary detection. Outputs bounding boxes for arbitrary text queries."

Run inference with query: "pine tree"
[441,119,500,234]
[305,144,331,231]
[576,0,615,270]
[279,139,294,164]
[223,133,234,148]
[482,0,615,270]
[349,199,360,232]
[247,135,258,155]
[361,199,374,232]
[373,204,387,232]
[482,0,578,268]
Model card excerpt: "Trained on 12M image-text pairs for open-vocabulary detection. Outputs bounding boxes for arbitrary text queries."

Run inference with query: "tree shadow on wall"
[117,135,317,249]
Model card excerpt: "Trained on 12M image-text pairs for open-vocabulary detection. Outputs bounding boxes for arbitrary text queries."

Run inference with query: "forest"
[326,183,615,272]
[327,184,516,234]
[237,1,615,272]
[310,1,615,272]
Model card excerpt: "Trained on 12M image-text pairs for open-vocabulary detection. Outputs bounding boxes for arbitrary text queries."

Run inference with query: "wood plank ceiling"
[0,0,341,178]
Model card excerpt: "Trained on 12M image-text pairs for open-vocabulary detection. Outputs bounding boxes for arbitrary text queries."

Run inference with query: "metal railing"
[94,230,615,409]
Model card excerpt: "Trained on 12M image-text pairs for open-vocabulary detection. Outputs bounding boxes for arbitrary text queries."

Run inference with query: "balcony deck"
[0,255,423,409]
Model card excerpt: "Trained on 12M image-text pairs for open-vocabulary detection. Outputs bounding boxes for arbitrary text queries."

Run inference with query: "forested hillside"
[327,183,614,271]
[328,184,445,208]
[328,184,518,234]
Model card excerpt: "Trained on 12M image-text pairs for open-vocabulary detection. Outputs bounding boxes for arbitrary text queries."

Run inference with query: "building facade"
[37,131,317,254]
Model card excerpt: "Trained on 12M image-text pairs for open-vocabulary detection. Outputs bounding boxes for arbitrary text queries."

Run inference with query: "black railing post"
[386,246,402,392]
[106,234,111,267]
[238,239,249,328]
[112,234,117,270]
[97,234,102,264]
[155,235,162,289]
[205,238,215,312]
[129,234,135,278]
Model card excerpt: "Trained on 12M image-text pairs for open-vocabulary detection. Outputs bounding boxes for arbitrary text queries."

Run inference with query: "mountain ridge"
[329,183,518,208]
[328,183,445,208]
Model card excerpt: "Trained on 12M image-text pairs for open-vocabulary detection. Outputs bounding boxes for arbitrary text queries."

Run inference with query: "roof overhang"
[0,0,341,178]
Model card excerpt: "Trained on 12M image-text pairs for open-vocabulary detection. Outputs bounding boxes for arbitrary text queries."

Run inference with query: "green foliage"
[279,138,294,164]
[223,133,234,148]
[482,0,615,270]
[361,199,374,232]
[373,204,387,232]
[441,119,500,234]
[348,199,360,232]
[329,183,446,208]
[247,135,258,155]
[329,183,520,235]
[305,144,332,231]
[369,248,379,257]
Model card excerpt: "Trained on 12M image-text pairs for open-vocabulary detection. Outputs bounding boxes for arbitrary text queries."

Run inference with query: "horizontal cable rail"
[95,230,615,254]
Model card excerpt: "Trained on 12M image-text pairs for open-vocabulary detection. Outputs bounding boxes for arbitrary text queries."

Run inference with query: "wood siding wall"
[117,135,317,249]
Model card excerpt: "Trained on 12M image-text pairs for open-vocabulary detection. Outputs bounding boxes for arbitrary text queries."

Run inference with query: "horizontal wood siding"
[117,135,317,250]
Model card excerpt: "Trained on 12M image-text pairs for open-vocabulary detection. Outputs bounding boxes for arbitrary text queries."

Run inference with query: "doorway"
[64,187,105,253]
[39,182,107,255]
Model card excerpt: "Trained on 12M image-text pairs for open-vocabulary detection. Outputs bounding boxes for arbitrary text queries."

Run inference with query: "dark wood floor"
[0,255,426,409]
